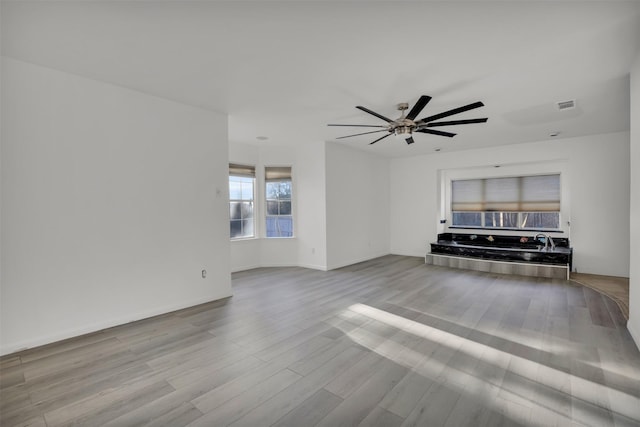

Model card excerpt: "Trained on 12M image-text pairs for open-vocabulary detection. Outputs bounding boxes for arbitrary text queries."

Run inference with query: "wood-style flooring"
[1,255,639,426]
[570,273,630,320]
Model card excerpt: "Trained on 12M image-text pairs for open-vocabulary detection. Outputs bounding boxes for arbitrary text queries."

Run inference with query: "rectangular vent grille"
[557,100,575,110]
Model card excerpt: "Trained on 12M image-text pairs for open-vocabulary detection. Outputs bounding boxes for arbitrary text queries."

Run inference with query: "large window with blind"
[229,164,255,239]
[451,174,560,230]
[265,166,293,238]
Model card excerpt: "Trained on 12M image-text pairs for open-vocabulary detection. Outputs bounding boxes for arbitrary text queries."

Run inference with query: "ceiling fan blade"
[405,136,415,145]
[369,133,393,145]
[416,129,457,138]
[356,106,394,123]
[328,124,388,128]
[417,101,485,124]
[405,95,432,121]
[336,129,389,139]
[425,118,488,127]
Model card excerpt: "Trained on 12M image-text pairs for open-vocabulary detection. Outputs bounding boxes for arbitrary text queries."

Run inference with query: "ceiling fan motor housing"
[394,125,413,137]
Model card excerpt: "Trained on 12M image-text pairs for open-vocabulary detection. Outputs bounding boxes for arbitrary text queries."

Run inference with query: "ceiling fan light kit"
[394,126,413,137]
[328,95,488,145]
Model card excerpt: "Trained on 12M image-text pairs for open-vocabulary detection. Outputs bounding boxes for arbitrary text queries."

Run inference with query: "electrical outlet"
[202,269,207,278]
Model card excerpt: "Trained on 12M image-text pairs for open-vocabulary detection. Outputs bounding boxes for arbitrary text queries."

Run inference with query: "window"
[229,164,255,239]
[265,166,293,238]
[451,174,560,230]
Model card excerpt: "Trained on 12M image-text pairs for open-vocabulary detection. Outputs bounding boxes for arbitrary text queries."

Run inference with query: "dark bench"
[430,232,572,269]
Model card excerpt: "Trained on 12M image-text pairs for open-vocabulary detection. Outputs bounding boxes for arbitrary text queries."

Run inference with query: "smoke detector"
[556,100,576,111]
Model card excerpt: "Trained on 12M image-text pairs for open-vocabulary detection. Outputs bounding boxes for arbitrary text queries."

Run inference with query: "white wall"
[229,238,261,272]
[229,140,389,273]
[391,131,630,278]
[325,142,390,270]
[296,141,327,270]
[629,52,640,346]
[228,143,300,272]
[0,58,232,355]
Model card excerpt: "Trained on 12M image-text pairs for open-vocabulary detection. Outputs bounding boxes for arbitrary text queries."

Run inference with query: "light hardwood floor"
[1,255,639,426]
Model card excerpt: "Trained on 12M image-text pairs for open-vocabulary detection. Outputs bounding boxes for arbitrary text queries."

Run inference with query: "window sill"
[230,236,297,242]
[448,226,564,234]
[230,237,259,242]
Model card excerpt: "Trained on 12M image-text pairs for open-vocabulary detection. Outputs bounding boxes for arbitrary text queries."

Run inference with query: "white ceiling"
[2,1,639,157]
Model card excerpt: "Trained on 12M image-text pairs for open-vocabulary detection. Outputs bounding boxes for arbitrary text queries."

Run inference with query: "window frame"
[452,211,560,231]
[264,166,294,239]
[441,162,569,235]
[229,164,256,240]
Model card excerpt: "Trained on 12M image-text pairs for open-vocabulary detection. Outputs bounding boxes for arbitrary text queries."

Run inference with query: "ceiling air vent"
[557,100,576,111]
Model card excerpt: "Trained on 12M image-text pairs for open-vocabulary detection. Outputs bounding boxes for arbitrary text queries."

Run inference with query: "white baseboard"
[231,254,391,273]
[297,263,329,271]
[232,262,320,273]
[231,264,261,273]
[0,293,231,356]
[259,262,299,268]
[390,250,427,258]
[327,252,391,271]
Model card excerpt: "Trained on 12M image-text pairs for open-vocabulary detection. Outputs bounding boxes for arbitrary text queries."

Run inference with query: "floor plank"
[1,255,639,427]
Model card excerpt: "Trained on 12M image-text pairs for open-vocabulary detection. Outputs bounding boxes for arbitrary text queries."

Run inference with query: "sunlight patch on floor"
[341,303,640,424]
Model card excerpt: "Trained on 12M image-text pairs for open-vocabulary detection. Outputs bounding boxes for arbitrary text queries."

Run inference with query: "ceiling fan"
[328,95,488,145]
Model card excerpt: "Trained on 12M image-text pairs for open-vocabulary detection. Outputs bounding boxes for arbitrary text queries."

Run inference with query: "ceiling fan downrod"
[394,103,414,138]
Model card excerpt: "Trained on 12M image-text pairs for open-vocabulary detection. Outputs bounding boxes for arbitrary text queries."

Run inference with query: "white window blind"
[520,174,561,211]
[265,166,291,181]
[229,163,256,177]
[451,179,484,211]
[452,174,560,212]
